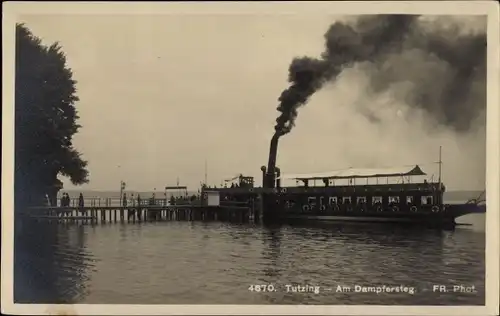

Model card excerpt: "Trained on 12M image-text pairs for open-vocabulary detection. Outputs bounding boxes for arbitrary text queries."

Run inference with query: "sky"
[17,13,487,192]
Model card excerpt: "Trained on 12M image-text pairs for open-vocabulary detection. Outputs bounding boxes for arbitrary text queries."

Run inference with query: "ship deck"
[207,182,443,194]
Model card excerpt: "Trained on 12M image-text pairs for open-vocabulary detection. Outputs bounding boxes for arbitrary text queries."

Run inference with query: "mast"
[437,146,443,205]
[204,159,208,185]
[438,146,442,186]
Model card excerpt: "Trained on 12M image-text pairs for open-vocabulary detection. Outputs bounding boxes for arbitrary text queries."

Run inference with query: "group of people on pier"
[58,192,86,217]
[60,192,85,208]
[122,192,202,207]
[121,193,158,207]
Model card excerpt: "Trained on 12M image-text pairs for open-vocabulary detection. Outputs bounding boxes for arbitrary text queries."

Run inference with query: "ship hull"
[281,214,433,223]
[209,185,485,230]
[262,201,484,230]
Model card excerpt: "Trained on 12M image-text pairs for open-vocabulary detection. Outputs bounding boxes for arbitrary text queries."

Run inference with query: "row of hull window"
[307,196,435,205]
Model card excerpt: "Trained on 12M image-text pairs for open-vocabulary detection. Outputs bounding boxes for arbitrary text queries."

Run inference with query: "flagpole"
[438,146,442,186]
[204,159,208,185]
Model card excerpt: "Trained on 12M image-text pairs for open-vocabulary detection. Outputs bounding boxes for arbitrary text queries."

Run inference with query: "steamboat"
[202,132,485,229]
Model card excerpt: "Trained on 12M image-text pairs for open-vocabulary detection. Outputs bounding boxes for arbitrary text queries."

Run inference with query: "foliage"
[15,23,89,207]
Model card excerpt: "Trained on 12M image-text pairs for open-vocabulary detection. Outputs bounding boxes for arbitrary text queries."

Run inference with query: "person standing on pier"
[66,193,72,209]
[150,193,156,206]
[124,193,135,220]
[137,194,142,221]
[78,193,85,215]
[148,193,157,221]
[129,193,137,220]
[59,193,68,217]
[61,193,68,207]
[121,193,127,219]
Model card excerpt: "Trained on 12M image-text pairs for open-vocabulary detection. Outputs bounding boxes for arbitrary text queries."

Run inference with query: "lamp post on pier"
[164,186,168,206]
[120,181,126,206]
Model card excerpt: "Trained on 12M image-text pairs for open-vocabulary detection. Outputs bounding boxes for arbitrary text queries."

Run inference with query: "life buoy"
[432,206,439,213]
[320,204,326,211]
[302,205,310,212]
[203,193,208,199]
[393,206,399,212]
[249,188,254,192]
[281,188,287,193]
[410,206,417,212]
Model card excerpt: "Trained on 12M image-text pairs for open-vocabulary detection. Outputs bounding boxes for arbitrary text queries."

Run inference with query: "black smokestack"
[274,15,486,135]
[275,167,281,188]
[265,132,281,188]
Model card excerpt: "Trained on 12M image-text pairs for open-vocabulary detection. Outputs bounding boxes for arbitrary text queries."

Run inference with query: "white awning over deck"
[278,165,426,181]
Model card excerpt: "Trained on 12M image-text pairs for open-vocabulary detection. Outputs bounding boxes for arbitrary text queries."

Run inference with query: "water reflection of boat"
[268,221,447,251]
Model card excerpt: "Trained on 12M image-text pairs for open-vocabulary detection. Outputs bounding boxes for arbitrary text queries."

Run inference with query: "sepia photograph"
[2,1,499,315]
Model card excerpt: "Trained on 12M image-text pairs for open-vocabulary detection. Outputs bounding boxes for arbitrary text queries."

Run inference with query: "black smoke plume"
[275,15,486,135]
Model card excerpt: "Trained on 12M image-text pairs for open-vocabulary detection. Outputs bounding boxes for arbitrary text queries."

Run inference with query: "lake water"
[13,212,485,305]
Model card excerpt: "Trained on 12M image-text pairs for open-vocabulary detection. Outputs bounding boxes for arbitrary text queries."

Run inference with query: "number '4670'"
[248,284,276,292]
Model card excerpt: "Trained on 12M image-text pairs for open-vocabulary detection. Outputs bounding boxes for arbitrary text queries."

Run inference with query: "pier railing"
[57,197,200,208]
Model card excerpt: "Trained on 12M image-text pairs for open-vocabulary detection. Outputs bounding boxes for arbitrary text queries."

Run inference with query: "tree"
[15,23,89,208]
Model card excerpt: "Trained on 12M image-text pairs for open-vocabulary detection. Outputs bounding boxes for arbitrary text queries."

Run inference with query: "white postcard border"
[2,1,499,315]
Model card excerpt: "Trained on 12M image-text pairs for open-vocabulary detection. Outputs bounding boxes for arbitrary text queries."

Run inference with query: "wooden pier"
[22,202,260,225]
